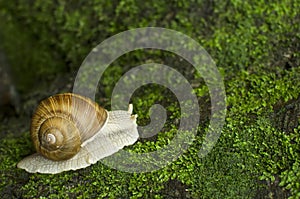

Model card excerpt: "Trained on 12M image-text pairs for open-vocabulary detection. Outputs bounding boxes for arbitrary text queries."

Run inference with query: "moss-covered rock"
[0,0,299,198]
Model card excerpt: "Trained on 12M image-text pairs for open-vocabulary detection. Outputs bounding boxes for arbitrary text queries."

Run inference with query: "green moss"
[0,0,300,198]
[2,66,300,197]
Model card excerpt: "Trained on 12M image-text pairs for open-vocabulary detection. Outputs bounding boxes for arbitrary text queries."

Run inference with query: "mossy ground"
[0,0,300,198]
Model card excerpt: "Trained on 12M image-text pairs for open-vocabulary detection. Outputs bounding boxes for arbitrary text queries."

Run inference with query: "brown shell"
[31,93,108,161]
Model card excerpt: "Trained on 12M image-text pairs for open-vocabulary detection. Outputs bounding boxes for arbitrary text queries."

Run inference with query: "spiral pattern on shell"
[31,93,108,161]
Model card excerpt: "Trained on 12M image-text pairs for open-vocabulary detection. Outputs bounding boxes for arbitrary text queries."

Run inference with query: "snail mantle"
[17,93,139,174]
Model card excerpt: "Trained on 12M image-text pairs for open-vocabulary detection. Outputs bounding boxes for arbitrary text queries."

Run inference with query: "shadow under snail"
[17,93,139,174]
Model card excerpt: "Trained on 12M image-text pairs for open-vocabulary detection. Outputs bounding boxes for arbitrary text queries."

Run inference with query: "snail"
[17,93,139,174]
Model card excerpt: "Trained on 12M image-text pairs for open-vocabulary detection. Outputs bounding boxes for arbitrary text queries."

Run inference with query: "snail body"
[17,93,139,174]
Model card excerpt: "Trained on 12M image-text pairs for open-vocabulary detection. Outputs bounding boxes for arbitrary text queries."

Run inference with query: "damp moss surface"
[0,0,300,198]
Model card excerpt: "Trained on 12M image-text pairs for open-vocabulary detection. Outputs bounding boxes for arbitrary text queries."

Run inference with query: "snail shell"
[17,93,139,174]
